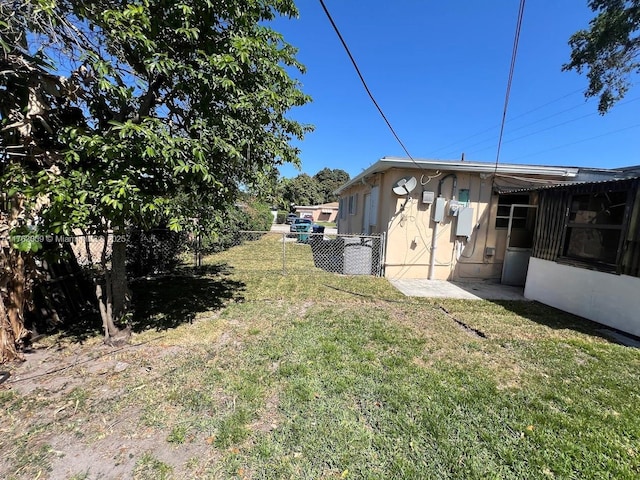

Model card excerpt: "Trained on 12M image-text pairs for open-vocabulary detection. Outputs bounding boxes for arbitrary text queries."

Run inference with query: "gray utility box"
[433,197,447,222]
[343,237,373,275]
[456,207,475,237]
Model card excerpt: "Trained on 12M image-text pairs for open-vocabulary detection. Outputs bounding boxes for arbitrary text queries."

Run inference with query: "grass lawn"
[314,221,336,228]
[1,234,639,479]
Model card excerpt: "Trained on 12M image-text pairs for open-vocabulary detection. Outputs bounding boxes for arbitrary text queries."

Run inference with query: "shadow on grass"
[487,299,638,346]
[45,264,246,342]
[129,264,246,332]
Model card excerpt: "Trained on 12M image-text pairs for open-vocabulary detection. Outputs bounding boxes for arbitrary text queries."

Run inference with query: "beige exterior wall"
[338,167,541,281]
[336,184,371,234]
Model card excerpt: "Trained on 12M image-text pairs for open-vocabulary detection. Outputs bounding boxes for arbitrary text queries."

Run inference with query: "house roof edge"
[334,157,581,195]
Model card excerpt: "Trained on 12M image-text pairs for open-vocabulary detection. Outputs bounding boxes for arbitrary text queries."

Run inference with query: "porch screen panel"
[533,178,640,276]
[532,189,568,261]
[621,181,640,277]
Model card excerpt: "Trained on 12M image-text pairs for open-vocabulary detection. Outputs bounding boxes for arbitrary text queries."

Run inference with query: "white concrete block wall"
[525,257,640,337]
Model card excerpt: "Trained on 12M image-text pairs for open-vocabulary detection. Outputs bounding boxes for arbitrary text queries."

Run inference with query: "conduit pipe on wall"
[428,174,458,280]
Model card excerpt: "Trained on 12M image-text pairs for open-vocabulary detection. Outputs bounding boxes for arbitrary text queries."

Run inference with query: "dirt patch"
[248,391,280,434]
[46,427,219,480]
[0,334,231,479]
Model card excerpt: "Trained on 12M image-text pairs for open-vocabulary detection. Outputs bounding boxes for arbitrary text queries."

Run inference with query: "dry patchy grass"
[0,235,639,479]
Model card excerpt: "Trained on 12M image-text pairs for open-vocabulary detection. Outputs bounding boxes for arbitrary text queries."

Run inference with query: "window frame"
[348,194,358,216]
[495,194,531,229]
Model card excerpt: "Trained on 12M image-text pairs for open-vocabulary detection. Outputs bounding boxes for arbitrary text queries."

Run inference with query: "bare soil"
[0,338,223,479]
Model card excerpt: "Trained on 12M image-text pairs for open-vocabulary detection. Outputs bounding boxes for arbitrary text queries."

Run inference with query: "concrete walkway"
[390,279,529,301]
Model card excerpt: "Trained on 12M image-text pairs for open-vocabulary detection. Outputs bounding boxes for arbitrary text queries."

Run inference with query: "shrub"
[276,211,288,224]
[200,201,273,254]
[126,228,188,277]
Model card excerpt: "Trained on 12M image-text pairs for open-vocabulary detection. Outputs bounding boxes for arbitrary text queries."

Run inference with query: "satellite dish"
[392,176,417,196]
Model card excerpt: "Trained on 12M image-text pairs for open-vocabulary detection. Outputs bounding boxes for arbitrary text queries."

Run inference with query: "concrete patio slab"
[390,279,529,301]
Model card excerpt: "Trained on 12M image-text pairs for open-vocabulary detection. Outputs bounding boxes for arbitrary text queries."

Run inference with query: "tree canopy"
[280,168,350,209]
[0,0,311,359]
[313,167,350,203]
[2,0,312,232]
[564,0,640,113]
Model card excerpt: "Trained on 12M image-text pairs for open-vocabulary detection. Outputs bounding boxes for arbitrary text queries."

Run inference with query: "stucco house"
[335,156,631,283]
[294,202,339,223]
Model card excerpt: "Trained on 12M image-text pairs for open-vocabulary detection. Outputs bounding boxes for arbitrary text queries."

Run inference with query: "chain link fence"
[64,230,192,275]
[203,231,386,277]
[8,229,385,277]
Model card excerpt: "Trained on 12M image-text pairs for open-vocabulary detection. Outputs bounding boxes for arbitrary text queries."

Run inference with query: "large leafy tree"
[1,0,311,359]
[313,167,349,203]
[281,173,323,209]
[564,0,640,113]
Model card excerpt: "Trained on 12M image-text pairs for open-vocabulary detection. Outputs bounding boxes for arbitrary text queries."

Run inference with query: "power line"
[494,0,526,174]
[498,97,640,149]
[466,95,640,156]
[508,122,640,162]
[438,102,596,158]
[430,87,585,157]
[318,0,417,163]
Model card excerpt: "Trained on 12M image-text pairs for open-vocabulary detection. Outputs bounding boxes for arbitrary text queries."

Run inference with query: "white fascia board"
[334,157,580,195]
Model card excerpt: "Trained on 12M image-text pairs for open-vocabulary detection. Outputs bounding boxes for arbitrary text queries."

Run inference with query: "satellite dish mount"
[392,176,417,210]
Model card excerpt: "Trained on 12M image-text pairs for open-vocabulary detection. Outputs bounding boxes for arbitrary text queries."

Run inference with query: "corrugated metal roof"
[497,176,640,194]
[335,157,581,194]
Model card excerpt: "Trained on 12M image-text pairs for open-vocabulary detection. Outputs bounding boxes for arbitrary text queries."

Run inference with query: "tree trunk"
[95,230,131,346]
[0,287,23,363]
[0,194,31,363]
[0,249,28,363]
[110,230,129,319]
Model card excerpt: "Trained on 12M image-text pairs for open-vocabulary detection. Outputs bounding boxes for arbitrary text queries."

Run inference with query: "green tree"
[313,167,350,203]
[1,0,311,359]
[281,174,324,209]
[563,0,640,113]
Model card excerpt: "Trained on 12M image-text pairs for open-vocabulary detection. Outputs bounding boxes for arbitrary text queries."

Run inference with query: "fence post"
[282,233,286,275]
[194,231,198,267]
[379,232,386,277]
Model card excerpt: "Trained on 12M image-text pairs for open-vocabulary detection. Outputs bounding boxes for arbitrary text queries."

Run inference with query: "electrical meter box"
[448,200,460,216]
[433,197,446,222]
[422,191,435,204]
[456,207,475,237]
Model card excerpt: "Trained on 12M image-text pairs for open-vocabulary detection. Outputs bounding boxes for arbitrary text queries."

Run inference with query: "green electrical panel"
[459,189,470,205]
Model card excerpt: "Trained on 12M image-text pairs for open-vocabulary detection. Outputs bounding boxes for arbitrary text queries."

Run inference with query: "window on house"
[348,194,358,215]
[563,190,628,265]
[339,198,346,219]
[495,194,531,228]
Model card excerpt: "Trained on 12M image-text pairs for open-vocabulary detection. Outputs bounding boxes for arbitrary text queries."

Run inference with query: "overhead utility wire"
[430,87,584,157]
[510,122,640,162]
[318,0,417,163]
[461,95,640,157]
[437,96,598,157]
[494,0,526,174]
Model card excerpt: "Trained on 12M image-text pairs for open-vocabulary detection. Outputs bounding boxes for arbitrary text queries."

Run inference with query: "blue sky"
[272,0,640,180]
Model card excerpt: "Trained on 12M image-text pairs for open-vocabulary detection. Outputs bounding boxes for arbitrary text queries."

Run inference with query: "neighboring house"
[294,202,339,223]
[521,173,640,337]
[335,156,631,282]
